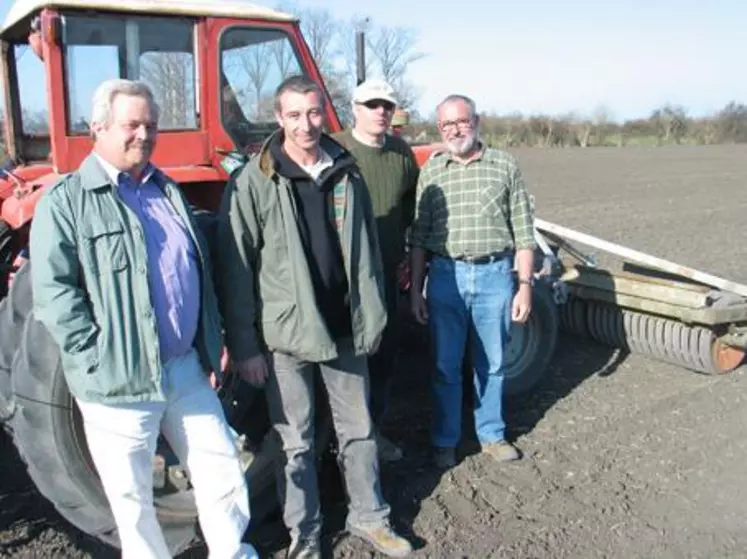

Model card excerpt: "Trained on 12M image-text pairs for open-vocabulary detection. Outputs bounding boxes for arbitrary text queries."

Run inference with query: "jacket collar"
[257,129,352,178]
[79,153,163,190]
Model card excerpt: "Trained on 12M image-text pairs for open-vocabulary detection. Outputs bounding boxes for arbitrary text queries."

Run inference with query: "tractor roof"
[2,0,297,36]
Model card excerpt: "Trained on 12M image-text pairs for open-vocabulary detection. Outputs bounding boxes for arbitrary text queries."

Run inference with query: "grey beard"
[447,134,477,156]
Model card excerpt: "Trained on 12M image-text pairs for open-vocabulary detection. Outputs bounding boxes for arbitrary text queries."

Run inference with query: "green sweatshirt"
[333,129,419,276]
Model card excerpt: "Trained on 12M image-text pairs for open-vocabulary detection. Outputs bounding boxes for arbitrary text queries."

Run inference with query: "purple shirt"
[95,155,201,364]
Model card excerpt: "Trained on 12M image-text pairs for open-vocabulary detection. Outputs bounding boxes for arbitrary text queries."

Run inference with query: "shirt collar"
[443,142,486,168]
[93,152,156,186]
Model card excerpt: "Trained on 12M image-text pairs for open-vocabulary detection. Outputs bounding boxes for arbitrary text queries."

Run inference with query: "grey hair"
[436,94,478,120]
[274,74,324,113]
[90,79,160,136]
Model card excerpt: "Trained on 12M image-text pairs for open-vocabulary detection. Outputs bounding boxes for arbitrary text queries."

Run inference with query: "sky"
[300,0,746,121]
[1,0,745,123]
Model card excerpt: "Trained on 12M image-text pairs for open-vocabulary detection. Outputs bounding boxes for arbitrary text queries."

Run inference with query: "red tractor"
[0,0,561,554]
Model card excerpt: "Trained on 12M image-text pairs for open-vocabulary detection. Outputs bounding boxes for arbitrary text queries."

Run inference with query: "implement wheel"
[503,281,559,395]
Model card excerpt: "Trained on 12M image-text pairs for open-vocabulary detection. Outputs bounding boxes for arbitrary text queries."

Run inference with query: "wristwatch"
[517,277,533,287]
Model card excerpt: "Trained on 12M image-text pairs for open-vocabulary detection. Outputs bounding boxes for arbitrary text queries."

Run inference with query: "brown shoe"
[347,523,413,557]
[482,440,521,462]
[376,432,404,462]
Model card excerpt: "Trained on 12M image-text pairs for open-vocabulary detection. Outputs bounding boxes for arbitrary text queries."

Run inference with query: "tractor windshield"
[219,26,304,151]
[62,13,197,134]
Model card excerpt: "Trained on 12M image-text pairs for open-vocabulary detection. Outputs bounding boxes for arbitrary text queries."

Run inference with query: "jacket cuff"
[226,330,262,361]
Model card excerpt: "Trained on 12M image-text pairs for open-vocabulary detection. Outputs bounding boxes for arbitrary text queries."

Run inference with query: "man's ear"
[90,121,105,141]
[275,111,283,128]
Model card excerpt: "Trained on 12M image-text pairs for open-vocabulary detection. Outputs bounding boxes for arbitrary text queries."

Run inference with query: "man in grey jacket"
[30,79,255,558]
[216,75,412,558]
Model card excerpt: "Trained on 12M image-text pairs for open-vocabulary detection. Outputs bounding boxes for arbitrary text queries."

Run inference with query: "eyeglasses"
[438,118,475,131]
[361,100,395,112]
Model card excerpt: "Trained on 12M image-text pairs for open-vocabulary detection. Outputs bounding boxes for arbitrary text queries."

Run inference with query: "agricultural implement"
[532,217,747,376]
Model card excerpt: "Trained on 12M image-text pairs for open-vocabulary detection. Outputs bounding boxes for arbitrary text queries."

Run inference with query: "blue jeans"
[426,256,514,448]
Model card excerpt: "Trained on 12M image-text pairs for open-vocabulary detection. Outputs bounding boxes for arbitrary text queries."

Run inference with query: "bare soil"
[3,144,747,559]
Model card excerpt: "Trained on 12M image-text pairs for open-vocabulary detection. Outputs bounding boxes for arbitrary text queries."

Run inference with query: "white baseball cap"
[352,79,398,105]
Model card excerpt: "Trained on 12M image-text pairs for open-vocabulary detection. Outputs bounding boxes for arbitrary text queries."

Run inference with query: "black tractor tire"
[6,264,327,554]
[0,219,13,300]
[502,280,559,395]
[0,262,31,422]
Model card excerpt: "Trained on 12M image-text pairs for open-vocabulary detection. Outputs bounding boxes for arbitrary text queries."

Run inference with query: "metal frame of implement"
[532,218,747,374]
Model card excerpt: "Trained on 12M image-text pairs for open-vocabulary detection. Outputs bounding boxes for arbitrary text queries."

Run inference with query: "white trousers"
[76,349,258,559]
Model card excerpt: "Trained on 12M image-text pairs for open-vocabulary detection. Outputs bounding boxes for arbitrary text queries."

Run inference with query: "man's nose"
[135,124,151,140]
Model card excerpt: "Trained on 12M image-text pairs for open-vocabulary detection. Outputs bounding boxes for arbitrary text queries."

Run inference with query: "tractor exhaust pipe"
[355,28,366,85]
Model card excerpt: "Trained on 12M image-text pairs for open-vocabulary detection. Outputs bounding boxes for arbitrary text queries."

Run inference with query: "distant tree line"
[402,102,747,148]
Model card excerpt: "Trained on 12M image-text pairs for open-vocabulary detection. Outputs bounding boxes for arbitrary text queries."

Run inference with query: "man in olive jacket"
[30,79,256,559]
[216,75,412,558]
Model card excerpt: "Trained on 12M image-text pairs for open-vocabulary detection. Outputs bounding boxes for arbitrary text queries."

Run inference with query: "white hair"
[436,94,478,120]
[90,79,160,136]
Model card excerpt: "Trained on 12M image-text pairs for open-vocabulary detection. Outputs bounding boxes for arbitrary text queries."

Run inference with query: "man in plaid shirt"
[409,94,536,469]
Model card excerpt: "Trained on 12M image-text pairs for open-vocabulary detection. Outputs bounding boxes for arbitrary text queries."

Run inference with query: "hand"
[511,285,532,323]
[411,291,429,325]
[370,333,382,355]
[232,355,269,387]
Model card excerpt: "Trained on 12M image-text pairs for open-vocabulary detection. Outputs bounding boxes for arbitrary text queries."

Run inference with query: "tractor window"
[62,14,197,134]
[14,44,49,135]
[220,27,304,150]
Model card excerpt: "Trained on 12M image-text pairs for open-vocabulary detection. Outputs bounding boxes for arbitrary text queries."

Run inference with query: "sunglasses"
[361,100,395,112]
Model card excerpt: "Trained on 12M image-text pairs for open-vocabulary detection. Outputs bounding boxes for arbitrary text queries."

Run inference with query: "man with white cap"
[334,79,419,463]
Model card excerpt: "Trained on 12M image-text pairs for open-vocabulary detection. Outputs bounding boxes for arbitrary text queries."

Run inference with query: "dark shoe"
[287,537,321,559]
[347,523,412,557]
[377,432,404,462]
[433,446,457,469]
[482,440,520,462]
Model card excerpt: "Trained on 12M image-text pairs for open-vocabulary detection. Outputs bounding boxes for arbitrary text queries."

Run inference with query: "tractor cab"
[0,0,341,233]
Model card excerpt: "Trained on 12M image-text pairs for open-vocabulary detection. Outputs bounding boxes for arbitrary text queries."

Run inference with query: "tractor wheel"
[6,264,327,554]
[0,219,13,300]
[502,280,559,395]
[0,262,31,422]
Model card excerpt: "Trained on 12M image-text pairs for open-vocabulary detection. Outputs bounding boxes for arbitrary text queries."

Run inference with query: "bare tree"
[237,43,273,120]
[366,24,425,109]
[140,52,194,129]
[650,105,687,145]
[271,39,296,80]
[592,105,612,146]
[298,8,338,74]
[714,101,747,143]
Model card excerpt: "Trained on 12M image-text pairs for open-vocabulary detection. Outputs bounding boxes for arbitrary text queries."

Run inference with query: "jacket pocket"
[81,222,129,275]
[477,183,508,219]
[260,302,298,352]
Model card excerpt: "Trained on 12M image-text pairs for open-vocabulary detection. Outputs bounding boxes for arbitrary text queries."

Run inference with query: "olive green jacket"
[30,155,223,404]
[216,132,387,362]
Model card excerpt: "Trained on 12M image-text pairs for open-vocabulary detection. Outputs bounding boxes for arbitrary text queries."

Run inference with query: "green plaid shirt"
[410,145,536,258]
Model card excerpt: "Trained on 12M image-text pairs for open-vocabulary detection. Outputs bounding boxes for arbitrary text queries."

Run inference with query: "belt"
[452,251,511,265]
